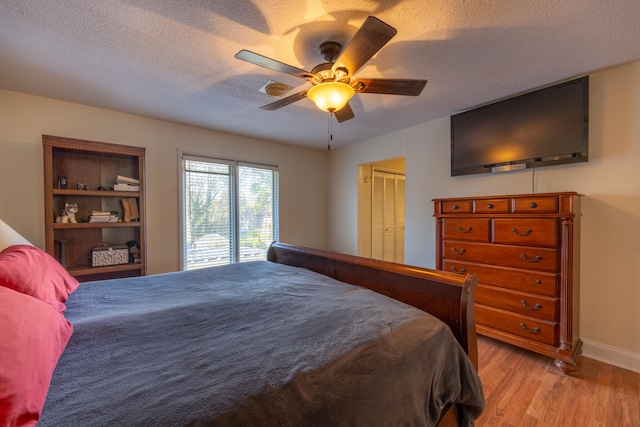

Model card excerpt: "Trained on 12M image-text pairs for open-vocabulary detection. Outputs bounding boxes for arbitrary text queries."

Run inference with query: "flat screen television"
[450,76,589,176]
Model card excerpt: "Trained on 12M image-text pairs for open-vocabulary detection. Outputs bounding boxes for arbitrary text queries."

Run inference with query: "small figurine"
[56,203,78,224]
[126,240,141,263]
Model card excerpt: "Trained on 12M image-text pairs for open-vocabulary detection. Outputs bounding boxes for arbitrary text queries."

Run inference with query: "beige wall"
[0,90,328,274]
[328,60,640,372]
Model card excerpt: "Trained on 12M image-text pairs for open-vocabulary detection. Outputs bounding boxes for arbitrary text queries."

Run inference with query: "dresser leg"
[555,339,582,374]
[554,358,578,374]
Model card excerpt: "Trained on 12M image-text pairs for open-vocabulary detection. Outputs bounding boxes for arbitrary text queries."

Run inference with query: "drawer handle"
[487,203,494,209]
[530,202,538,208]
[512,228,532,236]
[456,226,472,233]
[521,254,542,263]
[450,266,466,274]
[453,204,459,210]
[535,279,542,284]
[520,323,541,334]
[521,300,542,310]
[451,247,466,255]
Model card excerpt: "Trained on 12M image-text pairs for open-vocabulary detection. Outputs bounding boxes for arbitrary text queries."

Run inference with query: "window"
[182,154,279,270]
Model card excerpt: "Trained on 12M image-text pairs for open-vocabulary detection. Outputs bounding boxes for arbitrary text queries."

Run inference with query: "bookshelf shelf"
[66,263,144,281]
[52,222,141,230]
[52,189,140,197]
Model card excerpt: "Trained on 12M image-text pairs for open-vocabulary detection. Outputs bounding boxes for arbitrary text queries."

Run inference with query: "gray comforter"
[40,261,484,426]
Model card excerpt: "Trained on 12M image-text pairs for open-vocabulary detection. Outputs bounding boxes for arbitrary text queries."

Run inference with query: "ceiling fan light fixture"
[307,81,355,112]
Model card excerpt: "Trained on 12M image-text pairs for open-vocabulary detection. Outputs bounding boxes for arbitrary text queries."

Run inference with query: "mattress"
[40,261,484,426]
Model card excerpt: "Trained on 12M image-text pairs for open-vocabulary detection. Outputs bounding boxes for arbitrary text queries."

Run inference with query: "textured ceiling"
[1,1,639,150]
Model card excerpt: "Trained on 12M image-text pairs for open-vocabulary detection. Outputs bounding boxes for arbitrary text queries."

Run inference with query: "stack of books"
[114,175,140,192]
[89,211,119,223]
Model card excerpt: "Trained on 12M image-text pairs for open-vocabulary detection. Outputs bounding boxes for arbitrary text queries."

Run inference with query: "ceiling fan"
[235,16,427,123]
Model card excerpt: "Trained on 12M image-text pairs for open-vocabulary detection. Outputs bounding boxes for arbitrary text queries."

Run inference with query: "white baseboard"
[581,339,640,373]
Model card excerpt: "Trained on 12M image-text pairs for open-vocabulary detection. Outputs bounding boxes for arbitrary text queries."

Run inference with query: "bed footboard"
[267,242,478,369]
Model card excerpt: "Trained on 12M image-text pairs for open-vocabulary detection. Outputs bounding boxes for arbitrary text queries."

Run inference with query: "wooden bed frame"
[267,242,480,427]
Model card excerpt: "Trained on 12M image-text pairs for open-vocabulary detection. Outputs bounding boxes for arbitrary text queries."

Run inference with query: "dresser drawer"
[443,241,558,272]
[513,197,558,213]
[474,198,510,214]
[443,261,558,296]
[475,285,558,321]
[443,218,490,242]
[493,219,558,247]
[441,200,472,214]
[475,305,557,346]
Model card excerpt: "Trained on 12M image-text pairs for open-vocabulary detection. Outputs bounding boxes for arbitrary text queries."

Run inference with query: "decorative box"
[91,244,129,267]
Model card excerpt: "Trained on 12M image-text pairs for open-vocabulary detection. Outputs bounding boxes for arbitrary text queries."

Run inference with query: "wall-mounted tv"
[450,76,589,176]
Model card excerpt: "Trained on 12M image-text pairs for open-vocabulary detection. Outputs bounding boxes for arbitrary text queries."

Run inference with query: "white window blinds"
[183,155,279,270]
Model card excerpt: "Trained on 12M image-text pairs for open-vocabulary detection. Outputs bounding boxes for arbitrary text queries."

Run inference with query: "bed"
[0,228,484,426]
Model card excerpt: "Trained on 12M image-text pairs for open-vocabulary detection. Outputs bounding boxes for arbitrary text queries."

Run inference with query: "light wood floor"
[474,336,640,426]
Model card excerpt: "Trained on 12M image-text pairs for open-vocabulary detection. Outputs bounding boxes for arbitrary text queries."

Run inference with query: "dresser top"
[433,192,582,216]
[432,191,581,202]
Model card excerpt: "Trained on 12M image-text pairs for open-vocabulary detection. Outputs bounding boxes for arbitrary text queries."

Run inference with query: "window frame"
[179,151,279,270]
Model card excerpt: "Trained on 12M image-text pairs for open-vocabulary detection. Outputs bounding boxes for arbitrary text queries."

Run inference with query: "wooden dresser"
[433,192,581,373]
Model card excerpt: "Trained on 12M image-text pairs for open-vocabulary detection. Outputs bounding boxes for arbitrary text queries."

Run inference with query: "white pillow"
[0,219,33,252]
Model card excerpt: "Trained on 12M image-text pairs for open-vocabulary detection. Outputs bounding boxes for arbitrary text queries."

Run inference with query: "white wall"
[328,60,640,372]
[0,90,328,274]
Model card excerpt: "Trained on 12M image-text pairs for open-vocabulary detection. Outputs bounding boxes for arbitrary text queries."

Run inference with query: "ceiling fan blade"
[334,103,355,122]
[235,50,313,80]
[260,90,308,111]
[332,16,397,77]
[353,78,427,96]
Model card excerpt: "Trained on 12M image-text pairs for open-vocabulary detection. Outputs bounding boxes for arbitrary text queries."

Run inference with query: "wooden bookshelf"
[43,135,146,282]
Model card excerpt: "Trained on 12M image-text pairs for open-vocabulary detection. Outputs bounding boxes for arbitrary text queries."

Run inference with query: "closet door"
[381,172,396,262]
[394,175,405,263]
[371,171,404,263]
[371,171,385,260]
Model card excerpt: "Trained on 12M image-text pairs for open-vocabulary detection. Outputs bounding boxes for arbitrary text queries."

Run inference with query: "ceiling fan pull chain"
[327,111,333,151]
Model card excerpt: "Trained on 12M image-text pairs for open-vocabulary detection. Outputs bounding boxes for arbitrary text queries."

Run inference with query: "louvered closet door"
[382,172,396,262]
[394,175,405,263]
[371,170,405,263]
[371,172,384,260]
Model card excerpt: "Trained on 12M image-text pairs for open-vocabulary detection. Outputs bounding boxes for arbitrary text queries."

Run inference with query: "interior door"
[394,175,405,263]
[371,170,404,263]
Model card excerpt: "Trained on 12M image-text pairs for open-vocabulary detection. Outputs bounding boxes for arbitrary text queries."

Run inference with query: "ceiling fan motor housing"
[311,42,350,85]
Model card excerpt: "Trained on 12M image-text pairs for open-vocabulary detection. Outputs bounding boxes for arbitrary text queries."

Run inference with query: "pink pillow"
[0,245,79,312]
[0,286,73,426]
